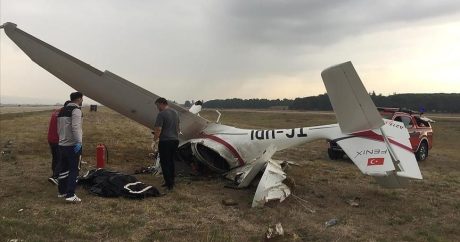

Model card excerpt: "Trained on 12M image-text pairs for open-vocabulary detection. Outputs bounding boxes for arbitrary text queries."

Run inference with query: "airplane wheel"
[328,148,343,160]
[415,142,428,161]
[328,148,336,160]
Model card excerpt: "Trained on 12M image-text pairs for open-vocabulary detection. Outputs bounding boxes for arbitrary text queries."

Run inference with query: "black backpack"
[79,169,160,199]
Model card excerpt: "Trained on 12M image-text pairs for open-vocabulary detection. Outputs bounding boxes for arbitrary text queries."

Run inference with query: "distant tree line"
[203,98,293,109]
[369,93,460,113]
[198,93,460,113]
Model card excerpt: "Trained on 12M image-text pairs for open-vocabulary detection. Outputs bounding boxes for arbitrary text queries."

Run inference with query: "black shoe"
[48,177,58,186]
[167,185,174,190]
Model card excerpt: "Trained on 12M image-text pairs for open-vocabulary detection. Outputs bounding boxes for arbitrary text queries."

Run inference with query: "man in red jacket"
[47,101,70,185]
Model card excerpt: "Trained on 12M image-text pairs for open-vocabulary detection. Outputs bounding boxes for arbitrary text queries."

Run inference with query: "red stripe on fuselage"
[352,130,413,152]
[200,133,245,166]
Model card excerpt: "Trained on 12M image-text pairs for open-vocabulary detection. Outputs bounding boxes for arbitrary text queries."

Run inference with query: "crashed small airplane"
[1,22,422,207]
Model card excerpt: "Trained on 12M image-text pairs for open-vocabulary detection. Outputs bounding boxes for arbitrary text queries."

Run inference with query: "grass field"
[0,107,459,241]
[0,105,60,114]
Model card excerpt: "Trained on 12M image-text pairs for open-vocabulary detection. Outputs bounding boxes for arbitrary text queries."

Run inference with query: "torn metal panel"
[271,159,299,170]
[252,160,291,208]
[225,145,277,187]
[224,160,265,186]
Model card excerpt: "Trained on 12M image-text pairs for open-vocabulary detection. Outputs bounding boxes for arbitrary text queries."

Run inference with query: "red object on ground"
[96,144,106,168]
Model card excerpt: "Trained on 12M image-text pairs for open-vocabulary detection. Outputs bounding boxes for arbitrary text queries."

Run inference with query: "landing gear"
[327,147,344,160]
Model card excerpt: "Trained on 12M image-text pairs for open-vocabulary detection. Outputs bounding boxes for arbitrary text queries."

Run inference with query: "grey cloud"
[2,0,460,103]
[176,0,460,90]
[216,0,460,47]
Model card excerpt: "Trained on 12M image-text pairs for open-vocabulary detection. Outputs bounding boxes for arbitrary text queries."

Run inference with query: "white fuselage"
[183,122,344,171]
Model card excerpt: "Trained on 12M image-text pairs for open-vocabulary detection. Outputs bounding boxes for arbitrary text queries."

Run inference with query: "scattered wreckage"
[2,22,423,207]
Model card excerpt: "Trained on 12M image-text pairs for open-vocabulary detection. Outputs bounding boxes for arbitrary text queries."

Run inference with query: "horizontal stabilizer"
[336,130,396,175]
[380,120,422,180]
[321,62,384,133]
[335,119,422,188]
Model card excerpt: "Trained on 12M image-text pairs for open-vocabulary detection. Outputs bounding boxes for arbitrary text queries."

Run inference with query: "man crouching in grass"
[56,92,84,203]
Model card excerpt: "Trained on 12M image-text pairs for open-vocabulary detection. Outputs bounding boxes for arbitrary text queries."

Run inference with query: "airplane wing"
[2,22,209,140]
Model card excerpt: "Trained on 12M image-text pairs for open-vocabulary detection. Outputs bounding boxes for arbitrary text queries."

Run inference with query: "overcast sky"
[1,0,460,104]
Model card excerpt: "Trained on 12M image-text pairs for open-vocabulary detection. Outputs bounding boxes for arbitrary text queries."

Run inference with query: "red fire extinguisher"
[96,144,108,169]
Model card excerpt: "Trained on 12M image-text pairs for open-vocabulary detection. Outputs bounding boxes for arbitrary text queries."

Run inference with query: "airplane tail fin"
[321,61,384,133]
[322,62,422,187]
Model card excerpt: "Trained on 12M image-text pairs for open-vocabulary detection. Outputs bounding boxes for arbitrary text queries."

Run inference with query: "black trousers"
[57,145,81,197]
[49,142,59,178]
[159,140,179,188]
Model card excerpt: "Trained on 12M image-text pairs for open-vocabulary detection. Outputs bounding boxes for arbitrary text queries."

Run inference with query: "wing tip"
[1,22,17,29]
[321,61,353,77]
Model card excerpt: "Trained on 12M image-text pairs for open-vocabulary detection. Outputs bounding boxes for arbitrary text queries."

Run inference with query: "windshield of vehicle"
[379,112,394,119]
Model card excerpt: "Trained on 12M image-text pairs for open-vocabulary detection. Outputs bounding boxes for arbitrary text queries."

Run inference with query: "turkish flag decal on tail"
[367,158,384,166]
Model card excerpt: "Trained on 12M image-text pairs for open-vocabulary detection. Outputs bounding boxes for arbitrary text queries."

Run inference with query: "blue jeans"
[57,145,81,197]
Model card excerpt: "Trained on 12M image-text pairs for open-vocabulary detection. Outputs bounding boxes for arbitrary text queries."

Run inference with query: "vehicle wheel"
[415,142,428,161]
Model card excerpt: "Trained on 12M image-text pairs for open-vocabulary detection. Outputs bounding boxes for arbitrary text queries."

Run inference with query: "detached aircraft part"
[2,23,423,208]
[252,161,291,207]
[1,22,208,141]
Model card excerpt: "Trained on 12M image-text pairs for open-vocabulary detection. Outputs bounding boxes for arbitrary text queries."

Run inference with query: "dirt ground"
[0,107,459,241]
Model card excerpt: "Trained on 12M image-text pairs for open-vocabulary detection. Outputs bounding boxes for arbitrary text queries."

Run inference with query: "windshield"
[379,112,394,119]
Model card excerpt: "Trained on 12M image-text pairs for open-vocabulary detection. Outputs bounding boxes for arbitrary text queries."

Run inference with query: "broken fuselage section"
[176,121,343,207]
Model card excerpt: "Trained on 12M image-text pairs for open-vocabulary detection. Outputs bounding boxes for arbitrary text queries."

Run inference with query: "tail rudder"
[321,61,384,133]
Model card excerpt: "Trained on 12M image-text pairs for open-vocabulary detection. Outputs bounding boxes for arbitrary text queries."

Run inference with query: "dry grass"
[1,107,459,241]
[0,105,60,114]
